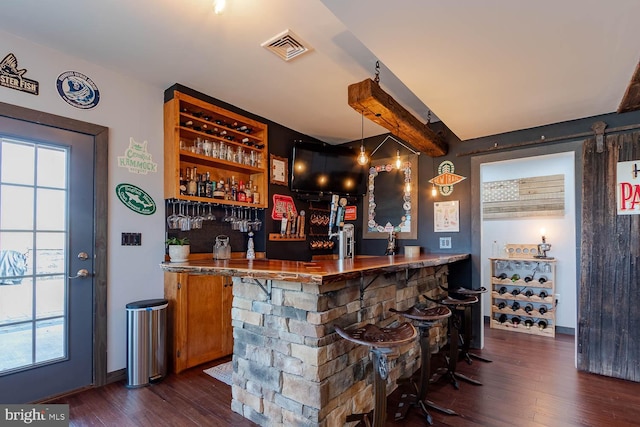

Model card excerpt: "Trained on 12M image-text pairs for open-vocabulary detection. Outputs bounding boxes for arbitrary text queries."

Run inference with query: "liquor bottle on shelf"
[213,180,225,199]
[539,305,548,315]
[538,320,548,330]
[524,303,534,313]
[237,181,246,202]
[512,301,520,311]
[179,169,186,196]
[245,180,252,203]
[252,185,260,205]
[197,174,206,197]
[187,167,197,196]
[204,172,213,198]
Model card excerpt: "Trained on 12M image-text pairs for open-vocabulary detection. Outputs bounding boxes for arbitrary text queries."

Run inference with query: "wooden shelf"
[164,90,268,208]
[269,233,305,241]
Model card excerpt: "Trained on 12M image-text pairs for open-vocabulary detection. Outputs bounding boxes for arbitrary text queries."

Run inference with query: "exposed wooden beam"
[348,78,448,157]
[618,60,640,113]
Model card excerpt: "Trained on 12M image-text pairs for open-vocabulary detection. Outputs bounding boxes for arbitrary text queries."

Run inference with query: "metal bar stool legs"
[335,322,417,427]
[447,286,493,364]
[390,306,458,424]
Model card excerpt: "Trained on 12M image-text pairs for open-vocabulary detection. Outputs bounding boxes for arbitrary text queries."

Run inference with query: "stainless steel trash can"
[126,298,168,388]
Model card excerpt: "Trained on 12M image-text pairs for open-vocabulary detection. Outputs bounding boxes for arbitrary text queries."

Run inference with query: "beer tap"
[328,196,354,260]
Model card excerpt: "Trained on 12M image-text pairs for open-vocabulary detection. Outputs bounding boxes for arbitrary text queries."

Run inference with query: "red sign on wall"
[271,194,297,220]
[344,205,357,221]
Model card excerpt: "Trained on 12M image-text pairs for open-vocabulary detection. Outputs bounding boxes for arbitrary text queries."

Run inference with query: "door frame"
[470,140,583,352]
[0,101,108,389]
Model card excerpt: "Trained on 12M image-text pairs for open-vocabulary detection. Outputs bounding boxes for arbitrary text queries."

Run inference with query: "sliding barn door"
[579,131,640,381]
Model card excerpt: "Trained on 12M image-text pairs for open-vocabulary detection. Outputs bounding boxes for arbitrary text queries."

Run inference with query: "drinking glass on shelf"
[219,142,227,160]
[179,202,190,231]
[203,140,212,156]
[205,204,216,221]
[167,200,180,230]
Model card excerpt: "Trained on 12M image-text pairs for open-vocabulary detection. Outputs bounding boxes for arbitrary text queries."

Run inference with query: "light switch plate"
[439,237,451,249]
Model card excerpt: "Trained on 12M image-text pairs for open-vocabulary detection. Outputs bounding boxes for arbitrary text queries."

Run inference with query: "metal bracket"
[591,121,607,153]
[241,277,272,300]
[360,273,380,304]
[405,267,420,283]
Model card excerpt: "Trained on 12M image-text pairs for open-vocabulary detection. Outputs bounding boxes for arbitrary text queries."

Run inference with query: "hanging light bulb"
[213,0,226,14]
[356,111,369,165]
[405,181,411,193]
[395,150,402,169]
[431,184,438,197]
[357,145,368,165]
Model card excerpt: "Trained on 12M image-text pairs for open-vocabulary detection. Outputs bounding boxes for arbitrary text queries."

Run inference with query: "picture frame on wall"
[270,154,288,186]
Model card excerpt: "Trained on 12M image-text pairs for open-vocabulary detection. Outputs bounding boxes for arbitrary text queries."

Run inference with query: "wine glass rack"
[489,250,556,338]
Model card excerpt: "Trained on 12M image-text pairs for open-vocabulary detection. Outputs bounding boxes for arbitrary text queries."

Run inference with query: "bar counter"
[161,253,469,427]
[160,253,469,285]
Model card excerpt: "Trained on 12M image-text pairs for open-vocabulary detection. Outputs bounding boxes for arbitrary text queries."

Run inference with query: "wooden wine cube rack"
[489,251,556,337]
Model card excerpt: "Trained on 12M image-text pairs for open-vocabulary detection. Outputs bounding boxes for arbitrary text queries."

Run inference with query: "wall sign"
[115,183,156,215]
[56,70,100,109]
[271,194,297,220]
[482,174,565,219]
[617,160,640,215]
[117,138,158,174]
[429,161,466,196]
[0,53,39,95]
[434,200,460,232]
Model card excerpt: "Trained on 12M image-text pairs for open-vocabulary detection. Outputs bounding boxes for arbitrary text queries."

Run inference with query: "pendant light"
[357,111,369,165]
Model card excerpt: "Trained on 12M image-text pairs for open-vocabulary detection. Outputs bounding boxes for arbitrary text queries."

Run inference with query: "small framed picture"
[270,154,288,186]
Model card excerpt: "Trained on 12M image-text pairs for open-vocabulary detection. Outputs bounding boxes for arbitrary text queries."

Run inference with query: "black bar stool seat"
[390,305,458,424]
[335,322,417,427]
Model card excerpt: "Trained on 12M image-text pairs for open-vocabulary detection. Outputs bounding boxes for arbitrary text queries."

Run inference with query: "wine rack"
[164,90,268,208]
[489,248,556,337]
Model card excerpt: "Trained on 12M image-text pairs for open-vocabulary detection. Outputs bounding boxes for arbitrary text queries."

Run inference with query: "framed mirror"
[363,154,418,239]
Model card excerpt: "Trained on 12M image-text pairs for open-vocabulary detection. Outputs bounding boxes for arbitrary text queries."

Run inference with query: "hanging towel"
[0,250,28,285]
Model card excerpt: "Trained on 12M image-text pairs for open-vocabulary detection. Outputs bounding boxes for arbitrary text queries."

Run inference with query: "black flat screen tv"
[290,141,367,198]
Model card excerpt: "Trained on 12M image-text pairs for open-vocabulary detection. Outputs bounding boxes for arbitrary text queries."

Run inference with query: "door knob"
[69,269,90,279]
[77,252,89,261]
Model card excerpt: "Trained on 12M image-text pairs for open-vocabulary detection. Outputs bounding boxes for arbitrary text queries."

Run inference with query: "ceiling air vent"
[261,29,312,62]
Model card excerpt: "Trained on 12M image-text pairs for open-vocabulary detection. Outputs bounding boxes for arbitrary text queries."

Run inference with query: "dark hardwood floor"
[50,327,640,426]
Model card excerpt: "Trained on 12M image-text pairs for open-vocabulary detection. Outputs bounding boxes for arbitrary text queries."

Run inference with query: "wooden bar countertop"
[160,253,469,285]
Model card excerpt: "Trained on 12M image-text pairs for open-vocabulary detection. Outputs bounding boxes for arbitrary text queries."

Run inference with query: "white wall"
[1,31,166,371]
[480,152,577,329]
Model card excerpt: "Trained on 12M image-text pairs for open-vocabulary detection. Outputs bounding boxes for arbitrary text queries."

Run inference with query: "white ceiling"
[1,0,639,146]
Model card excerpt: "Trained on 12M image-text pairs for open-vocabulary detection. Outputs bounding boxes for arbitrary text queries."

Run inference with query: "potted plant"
[166,237,190,262]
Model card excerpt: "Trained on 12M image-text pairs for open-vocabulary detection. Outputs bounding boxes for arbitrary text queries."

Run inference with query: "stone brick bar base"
[230,265,450,427]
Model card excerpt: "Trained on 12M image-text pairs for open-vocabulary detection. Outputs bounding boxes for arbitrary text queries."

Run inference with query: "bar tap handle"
[328,194,339,235]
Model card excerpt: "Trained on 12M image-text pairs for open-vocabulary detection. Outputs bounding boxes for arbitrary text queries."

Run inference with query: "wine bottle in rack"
[524,289,534,297]
[539,290,548,299]
[498,273,508,280]
[524,276,533,282]
[538,320,548,330]
[539,305,548,315]
[511,316,521,326]
[498,314,507,324]
[538,276,547,283]
[498,301,507,309]
[498,286,508,295]
[524,319,534,328]
[511,301,520,311]
[524,303,534,313]
[511,288,521,296]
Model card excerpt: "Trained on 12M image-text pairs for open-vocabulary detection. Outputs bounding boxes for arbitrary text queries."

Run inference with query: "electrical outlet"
[555,293,560,305]
[439,237,452,249]
[121,232,142,246]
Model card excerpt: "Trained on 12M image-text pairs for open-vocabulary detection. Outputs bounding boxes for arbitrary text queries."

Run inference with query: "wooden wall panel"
[482,174,565,219]
[579,131,640,382]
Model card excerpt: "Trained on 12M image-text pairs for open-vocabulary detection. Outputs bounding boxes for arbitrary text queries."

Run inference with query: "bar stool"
[425,294,482,389]
[389,304,457,424]
[335,322,417,427]
[446,286,492,364]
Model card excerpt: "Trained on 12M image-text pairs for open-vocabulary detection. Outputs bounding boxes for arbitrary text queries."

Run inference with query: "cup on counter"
[404,245,421,257]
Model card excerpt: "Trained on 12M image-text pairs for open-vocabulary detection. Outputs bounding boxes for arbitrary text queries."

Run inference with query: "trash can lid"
[126,298,168,309]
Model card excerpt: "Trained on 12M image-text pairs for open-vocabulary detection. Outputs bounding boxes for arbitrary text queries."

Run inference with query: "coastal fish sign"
[0,53,39,95]
[617,160,640,215]
[115,184,156,215]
